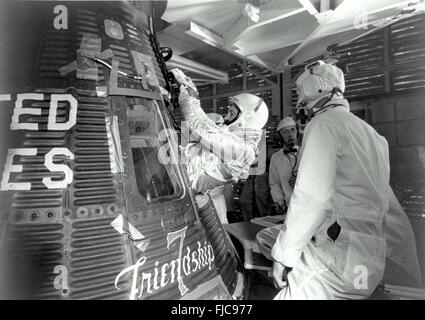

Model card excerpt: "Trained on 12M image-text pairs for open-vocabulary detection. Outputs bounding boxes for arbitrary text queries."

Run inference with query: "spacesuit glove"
[273,261,292,289]
[169,68,198,97]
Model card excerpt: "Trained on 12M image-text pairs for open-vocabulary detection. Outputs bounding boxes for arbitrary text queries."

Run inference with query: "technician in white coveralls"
[272,61,422,299]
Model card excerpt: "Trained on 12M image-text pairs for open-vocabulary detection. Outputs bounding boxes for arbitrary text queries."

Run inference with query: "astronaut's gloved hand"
[178,85,199,112]
[169,68,198,98]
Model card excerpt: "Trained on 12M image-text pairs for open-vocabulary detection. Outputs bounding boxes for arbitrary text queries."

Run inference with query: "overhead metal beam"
[296,0,319,15]
[274,0,414,69]
[239,15,317,57]
[287,29,365,67]
[223,14,253,48]
[223,6,306,48]
[275,24,323,70]
[244,55,269,69]
[185,21,272,71]
[185,21,224,48]
[320,0,330,12]
[166,54,229,84]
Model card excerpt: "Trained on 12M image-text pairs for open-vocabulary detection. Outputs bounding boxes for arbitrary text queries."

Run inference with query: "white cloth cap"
[277,116,296,131]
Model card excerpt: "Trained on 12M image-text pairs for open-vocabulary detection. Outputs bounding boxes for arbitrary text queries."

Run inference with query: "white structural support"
[275,0,416,70]
[223,4,306,49]
[166,54,229,84]
[185,21,224,48]
[223,15,254,49]
[185,21,270,70]
[297,0,319,14]
[161,0,425,71]
[275,23,323,70]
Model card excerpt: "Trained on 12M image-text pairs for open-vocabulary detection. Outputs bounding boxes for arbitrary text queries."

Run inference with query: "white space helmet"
[227,93,269,130]
[296,60,345,110]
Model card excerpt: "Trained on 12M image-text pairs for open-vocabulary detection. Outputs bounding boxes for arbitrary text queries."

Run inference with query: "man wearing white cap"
[270,116,299,211]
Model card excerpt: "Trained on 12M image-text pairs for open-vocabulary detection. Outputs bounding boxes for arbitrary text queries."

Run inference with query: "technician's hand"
[273,261,292,289]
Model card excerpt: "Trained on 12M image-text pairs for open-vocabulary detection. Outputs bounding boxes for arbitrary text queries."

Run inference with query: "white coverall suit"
[272,99,421,299]
[269,147,298,206]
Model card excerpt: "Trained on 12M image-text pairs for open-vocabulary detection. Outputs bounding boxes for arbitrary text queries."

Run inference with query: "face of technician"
[279,125,297,147]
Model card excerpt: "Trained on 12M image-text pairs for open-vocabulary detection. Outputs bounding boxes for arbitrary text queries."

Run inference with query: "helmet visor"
[223,100,241,125]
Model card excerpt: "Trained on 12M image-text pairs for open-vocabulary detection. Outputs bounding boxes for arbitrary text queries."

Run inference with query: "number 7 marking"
[167,226,189,296]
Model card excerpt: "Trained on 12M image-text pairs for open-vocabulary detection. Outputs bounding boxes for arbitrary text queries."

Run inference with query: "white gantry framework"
[159,0,425,75]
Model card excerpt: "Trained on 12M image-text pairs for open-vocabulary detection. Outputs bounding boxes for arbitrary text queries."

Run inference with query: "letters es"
[0,94,77,190]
